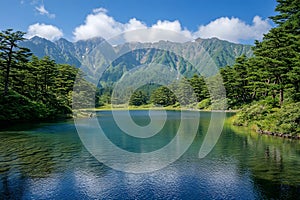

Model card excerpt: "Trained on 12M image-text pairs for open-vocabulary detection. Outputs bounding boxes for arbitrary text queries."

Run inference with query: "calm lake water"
[0,110,299,199]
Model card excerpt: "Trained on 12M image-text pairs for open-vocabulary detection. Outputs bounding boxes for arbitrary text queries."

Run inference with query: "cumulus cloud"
[35,4,55,18]
[194,16,272,43]
[73,8,124,41]
[151,20,192,40]
[26,23,63,41]
[73,8,272,44]
[123,20,192,43]
[73,8,192,43]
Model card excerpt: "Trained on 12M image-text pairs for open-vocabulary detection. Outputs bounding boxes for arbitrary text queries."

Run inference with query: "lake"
[0,110,299,199]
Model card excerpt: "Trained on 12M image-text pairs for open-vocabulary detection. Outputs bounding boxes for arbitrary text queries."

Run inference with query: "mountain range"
[21,36,253,85]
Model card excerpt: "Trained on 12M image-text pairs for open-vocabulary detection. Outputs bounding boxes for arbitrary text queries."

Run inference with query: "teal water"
[0,110,299,199]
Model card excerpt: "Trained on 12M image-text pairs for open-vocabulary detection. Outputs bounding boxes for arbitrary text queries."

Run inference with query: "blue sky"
[0,0,277,44]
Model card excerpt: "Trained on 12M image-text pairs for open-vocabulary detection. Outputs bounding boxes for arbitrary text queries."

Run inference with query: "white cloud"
[93,7,108,14]
[73,8,272,44]
[35,4,55,19]
[152,20,182,32]
[26,23,63,41]
[73,8,124,41]
[151,20,192,40]
[123,20,192,43]
[73,8,192,43]
[194,16,271,43]
[124,18,147,31]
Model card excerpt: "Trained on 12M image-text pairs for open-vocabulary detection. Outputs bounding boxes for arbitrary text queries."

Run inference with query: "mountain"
[21,36,253,84]
[23,36,81,67]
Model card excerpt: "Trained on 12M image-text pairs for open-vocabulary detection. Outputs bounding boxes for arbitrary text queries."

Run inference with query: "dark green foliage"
[98,73,211,107]
[0,29,31,96]
[151,86,176,106]
[137,83,161,100]
[148,76,209,107]
[270,0,300,35]
[220,55,253,107]
[0,29,95,121]
[225,0,300,136]
[97,86,113,106]
[188,75,209,102]
[129,90,147,106]
[0,91,48,121]
[221,0,299,108]
[252,0,300,105]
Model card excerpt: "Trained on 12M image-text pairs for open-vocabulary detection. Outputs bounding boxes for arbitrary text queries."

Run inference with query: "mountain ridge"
[21,36,253,84]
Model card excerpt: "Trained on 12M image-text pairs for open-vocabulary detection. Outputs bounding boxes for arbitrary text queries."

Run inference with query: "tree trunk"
[279,88,283,106]
[3,45,13,96]
[3,65,10,96]
[252,90,256,100]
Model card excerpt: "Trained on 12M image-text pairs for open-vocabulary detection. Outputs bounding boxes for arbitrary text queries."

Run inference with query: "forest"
[0,30,96,121]
[0,0,299,136]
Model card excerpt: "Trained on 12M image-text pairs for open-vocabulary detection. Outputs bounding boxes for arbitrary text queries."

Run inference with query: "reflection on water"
[0,111,299,199]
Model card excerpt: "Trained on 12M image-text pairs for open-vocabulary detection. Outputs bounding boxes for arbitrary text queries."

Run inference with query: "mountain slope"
[21,37,253,84]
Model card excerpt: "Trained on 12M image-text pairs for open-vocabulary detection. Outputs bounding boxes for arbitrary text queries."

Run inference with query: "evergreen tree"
[188,75,209,102]
[0,29,31,96]
[151,86,176,106]
[230,0,300,135]
[252,0,300,105]
[176,78,196,105]
[129,90,147,106]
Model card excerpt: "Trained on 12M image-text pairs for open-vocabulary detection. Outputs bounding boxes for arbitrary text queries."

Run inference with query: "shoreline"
[78,106,239,113]
[257,130,300,140]
[227,115,300,140]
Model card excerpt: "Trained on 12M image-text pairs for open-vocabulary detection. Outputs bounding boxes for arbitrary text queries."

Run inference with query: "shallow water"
[0,110,299,199]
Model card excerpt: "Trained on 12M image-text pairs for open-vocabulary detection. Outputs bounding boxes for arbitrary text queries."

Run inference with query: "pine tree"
[151,86,176,106]
[129,90,147,106]
[252,0,300,106]
[188,75,209,102]
[0,29,31,96]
